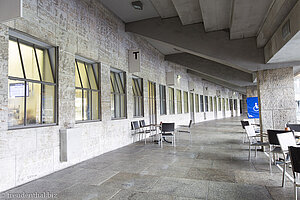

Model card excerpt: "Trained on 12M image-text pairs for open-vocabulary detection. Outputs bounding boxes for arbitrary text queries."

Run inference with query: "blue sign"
[247,97,259,118]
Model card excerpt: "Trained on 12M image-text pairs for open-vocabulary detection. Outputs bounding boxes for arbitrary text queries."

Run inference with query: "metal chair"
[241,120,250,143]
[245,125,269,161]
[177,120,192,143]
[160,123,175,148]
[288,146,300,200]
[139,120,157,144]
[267,130,290,173]
[277,132,297,187]
[131,121,144,143]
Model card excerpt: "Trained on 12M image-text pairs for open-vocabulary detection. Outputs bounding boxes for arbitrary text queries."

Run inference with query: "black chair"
[287,124,300,132]
[289,146,300,199]
[267,130,291,173]
[241,120,250,143]
[160,123,175,148]
[177,120,193,143]
[131,121,144,143]
[139,120,156,132]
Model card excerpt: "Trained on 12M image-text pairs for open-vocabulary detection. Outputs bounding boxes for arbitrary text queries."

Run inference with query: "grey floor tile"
[54,183,120,200]
[100,172,159,192]
[185,167,236,183]
[150,177,209,199]
[207,181,272,200]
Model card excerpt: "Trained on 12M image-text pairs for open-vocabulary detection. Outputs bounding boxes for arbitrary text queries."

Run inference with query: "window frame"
[183,91,189,113]
[209,96,213,112]
[168,87,175,115]
[159,85,167,115]
[205,96,209,112]
[8,36,58,130]
[200,95,204,112]
[176,89,182,114]
[110,69,127,119]
[75,58,101,123]
[132,76,143,117]
[195,94,200,113]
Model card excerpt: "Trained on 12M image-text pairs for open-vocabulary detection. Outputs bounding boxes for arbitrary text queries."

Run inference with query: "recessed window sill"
[8,123,58,130]
[75,120,101,124]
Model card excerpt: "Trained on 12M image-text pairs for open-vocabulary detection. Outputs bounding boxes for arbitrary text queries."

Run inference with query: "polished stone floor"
[0,116,297,199]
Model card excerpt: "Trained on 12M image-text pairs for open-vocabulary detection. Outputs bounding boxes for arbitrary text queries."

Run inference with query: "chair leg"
[282,157,286,187]
[255,146,257,157]
[269,148,272,174]
[161,134,163,148]
[248,144,251,161]
[174,134,176,147]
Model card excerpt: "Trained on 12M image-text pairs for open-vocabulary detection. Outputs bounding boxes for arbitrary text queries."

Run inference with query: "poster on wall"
[247,97,259,118]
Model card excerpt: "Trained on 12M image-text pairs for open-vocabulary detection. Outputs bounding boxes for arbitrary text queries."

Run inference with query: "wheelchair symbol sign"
[253,103,259,112]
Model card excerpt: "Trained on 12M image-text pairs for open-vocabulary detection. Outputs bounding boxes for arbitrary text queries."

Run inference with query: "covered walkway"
[0,117,294,200]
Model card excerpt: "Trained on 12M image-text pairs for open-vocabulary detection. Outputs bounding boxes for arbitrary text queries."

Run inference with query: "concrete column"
[257,67,296,132]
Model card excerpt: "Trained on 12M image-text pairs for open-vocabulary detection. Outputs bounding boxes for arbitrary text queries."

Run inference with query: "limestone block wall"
[258,67,297,131]
[0,0,241,192]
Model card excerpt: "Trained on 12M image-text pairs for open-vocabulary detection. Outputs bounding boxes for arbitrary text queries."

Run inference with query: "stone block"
[0,156,15,192]
[16,148,54,185]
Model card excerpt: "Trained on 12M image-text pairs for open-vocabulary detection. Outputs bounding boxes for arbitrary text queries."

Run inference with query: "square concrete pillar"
[258,67,296,132]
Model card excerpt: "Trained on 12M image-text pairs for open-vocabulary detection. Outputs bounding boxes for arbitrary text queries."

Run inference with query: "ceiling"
[100,0,274,39]
[100,0,300,93]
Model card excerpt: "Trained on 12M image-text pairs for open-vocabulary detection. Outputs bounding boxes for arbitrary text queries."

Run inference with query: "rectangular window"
[226,98,229,111]
[159,85,166,115]
[75,59,100,122]
[110,69,126,119]
[168,87,175,114]
[218,97,221,111]
[200,95,204,112]
[176,89,182,114]
[8,37,57,128]
[209,96,213,112]
[132,77,143,117]
[195,94,199,112]
[205,96,209,112]
[234,99,237,110]
[183,91,189,113]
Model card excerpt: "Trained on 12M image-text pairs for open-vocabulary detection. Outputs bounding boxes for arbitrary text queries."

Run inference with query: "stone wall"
[258,67,297,131]
[0,0,241,192]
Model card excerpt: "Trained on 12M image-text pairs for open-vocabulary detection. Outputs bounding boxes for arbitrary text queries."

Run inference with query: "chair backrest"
[244,119,255,125]
[132,121,140,130]
[188,120,193,128]
[277,132,296,152]
[161,123,175,132]
[289,146,300,174]
[245,125,256,137]
[241,120,249,129]
[139,120,146,128]
[287,124,300,132]
[267,130,290,145]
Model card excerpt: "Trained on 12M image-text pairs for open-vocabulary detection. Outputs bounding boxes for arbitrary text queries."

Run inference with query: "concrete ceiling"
[99,0,159,23]
[230,0,274,40]
[172,0,202,25]
[100,0,300,90]
[199,0,232,32]
[149,0,177,18]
